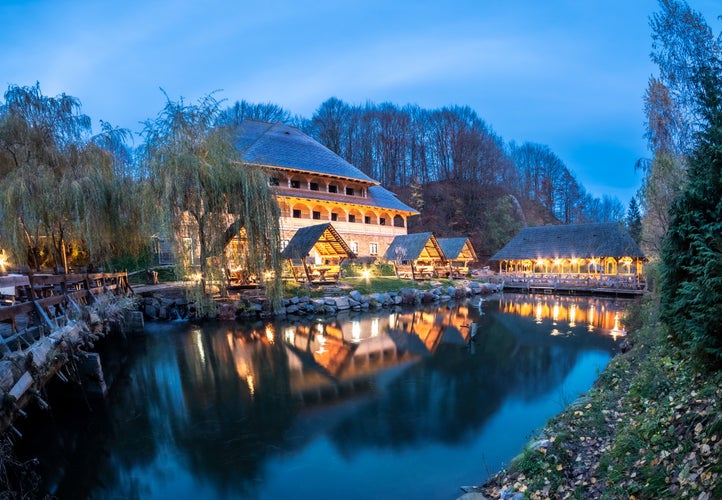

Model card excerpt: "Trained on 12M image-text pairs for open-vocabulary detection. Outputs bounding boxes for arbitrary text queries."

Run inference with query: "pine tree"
[625,197,643,245]
[660,64,722,362]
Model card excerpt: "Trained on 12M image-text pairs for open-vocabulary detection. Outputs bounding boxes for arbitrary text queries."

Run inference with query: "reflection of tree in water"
[328,310,585,456]
[168,323,297,496]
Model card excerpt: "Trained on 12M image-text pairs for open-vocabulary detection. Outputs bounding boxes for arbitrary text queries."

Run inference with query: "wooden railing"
[0,272,132,356]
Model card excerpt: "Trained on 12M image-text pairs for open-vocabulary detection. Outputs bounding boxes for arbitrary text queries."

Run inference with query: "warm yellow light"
[361,269,371,280]
[263,270,274,281]
[571,258,578,265]
[193,273,203,282]
[0,250,7,270]
[536,259,544,266]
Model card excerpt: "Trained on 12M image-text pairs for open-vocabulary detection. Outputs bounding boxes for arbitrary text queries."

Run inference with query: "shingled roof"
[280,223,355,261]
[235,120,377,184]
[383,233,445,262]
[437,237,478,262]
[489,223,645,261]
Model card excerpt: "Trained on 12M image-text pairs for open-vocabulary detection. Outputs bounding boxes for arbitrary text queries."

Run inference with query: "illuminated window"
[351,241,359,253]
[370,243,378,255]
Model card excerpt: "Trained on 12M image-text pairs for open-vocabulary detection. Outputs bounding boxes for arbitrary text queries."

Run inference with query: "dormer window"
[310,182,319,191]
[328,184,338,193]
[346,187,355,196]
[290,180,301,189]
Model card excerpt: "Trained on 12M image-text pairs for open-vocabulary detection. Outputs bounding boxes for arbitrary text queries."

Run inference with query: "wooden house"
[235,121,418,259]
[280,223,355,283]
[436,237,477,278]
[152,120,418,269]
[383,233,445,280]
[490,223,646,291]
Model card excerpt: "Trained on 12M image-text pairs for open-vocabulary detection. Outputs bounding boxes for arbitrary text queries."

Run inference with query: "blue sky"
[1,1,720,206]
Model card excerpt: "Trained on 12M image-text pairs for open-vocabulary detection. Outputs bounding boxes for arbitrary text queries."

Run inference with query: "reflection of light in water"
[389,313,396,326]
[371,318,379,337]
[588,306,595,332]
[552,302,559,325]
[265,326,274,344]
[610,312,626,341]
[550,329,562,336]
[193,328,206,365]
[535,300,543,324]
[284,327,295,345]
[352,320,361,342]
[569,304,577,328]
[246,375,255,397]
[316,334,327,354]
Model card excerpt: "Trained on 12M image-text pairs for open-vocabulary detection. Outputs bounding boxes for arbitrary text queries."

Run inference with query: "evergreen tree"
[625,197,643,245]
[660,64,722,362]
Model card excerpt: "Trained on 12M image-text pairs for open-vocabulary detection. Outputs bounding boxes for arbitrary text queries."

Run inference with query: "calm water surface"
[27,294,631,499]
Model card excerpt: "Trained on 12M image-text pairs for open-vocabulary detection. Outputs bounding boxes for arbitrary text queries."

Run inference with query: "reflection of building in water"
[225,304,476,408]
[499,296,628,336]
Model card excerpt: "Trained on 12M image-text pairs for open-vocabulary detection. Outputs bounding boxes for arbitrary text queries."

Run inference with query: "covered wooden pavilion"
[436,237,478,278]
[281,223,355,283]
[490,223,647,292]
[383,232,445,280]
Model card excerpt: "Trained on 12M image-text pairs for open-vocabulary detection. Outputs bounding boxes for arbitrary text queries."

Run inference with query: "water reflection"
[32,294,631,500]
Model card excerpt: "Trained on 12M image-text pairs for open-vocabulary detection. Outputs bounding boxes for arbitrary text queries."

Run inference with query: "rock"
[349,290,363,302]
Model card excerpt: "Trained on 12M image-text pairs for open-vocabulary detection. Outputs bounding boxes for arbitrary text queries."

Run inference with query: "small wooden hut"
[281,223,355,283]
[436,237,478,278]
[383,232,445,280]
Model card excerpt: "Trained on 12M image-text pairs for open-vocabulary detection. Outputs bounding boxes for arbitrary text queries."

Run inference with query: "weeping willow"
[0,83,140,272]
[140,92,283,314]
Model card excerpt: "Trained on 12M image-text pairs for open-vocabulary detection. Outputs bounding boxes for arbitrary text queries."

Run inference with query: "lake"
[20,293,631,499]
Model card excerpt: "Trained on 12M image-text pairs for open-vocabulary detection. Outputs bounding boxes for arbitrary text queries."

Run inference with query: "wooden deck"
[500,274,647,297]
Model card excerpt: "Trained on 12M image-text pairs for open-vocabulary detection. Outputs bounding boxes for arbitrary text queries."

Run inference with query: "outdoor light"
[361,269,371,280]
[264,270,274,281]
[0,251,7,274]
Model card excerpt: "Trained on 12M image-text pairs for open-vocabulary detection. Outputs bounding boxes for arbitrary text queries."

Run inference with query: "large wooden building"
[490,223,646,278]
[235,121,419,261]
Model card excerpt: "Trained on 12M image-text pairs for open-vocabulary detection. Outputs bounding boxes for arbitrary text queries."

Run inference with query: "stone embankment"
[139,280,503,322]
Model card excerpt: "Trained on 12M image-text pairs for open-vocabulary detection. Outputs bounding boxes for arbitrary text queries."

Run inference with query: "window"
[328,184,338,193]
[346,187,355,196]
[348,214,356,223]
[312,211,321,220]
[310,182,319,191]
[351,241,359,254]
[370,243,378,256]
[290,180,301,189]
[393,215,405,227]
[331,213,338,221]
[293,209,301,218]
[380,217,386,225]
[364,216,371,224]
[269,177,279,186]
